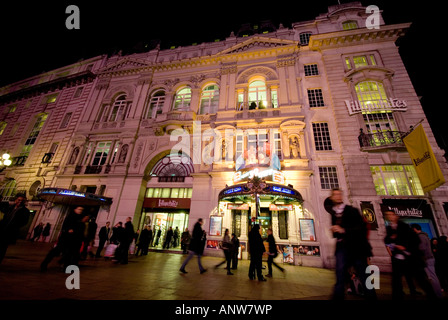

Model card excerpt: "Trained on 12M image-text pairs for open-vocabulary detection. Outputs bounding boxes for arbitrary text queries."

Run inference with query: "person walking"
[31,223,43,242]
[181,227,191,254]
[40,206,85,271]
[136,225,151,256]
[163,226,174,249]
[0,194,30,264]
[154,227,162,247]
[115,217,135,264]
[179,218,207,274]
[80,216,97,259]
[173,226,180,248]
[95,221,110,258]
[411,224,443,299]
[325,188,376,300]
[231,233,240,270]
[215,229,233,275]
[248,224,266,281]
[265,228,284,277]
[42,223,51,242]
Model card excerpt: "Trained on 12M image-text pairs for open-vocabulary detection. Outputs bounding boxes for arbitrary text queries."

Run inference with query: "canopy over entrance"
[37,188,112,206]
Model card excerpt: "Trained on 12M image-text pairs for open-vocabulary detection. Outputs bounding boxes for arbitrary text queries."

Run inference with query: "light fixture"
[0,152,12,171]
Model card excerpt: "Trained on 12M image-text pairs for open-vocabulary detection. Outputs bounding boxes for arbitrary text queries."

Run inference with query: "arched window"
[173,87,191,111]
[109,94,130,122]
[150,154,194,182]
[200,85,219,114]
[356,81,398,143]
[146,90,165,119]
[342,20,358,30]
[248,80,267,109]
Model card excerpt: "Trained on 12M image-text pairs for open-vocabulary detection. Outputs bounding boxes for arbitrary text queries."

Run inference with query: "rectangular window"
[319,167,339,190]
[299,32,312,45]
[271,88,278,108]
[21,114,48,157]
[370,165,424,196]
[60,112,72,129]
[345,58,352,70]
[307,89,325,107]
[353,56,368,68]
[304,64,319,76]
[73,87,84,98]
[313,123,333,151]
[91,142,112,166]
[0,122,6,135]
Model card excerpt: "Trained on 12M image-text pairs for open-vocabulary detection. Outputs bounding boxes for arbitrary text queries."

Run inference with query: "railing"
[358,130,405,148]
[236,100,278,111]
[84,165,103,174]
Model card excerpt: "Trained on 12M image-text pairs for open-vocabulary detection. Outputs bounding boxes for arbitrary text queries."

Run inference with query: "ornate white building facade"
[1,2,447,270]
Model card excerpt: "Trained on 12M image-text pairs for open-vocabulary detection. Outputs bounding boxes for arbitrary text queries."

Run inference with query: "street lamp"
[0,153,12,172]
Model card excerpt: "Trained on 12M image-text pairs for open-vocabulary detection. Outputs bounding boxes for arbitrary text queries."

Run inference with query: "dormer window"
[342,20,358,30]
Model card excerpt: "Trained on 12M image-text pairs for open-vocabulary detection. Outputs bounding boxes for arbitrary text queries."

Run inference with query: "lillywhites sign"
[387,206,423,218]
[158,199,179,207]
[345,99,407,116]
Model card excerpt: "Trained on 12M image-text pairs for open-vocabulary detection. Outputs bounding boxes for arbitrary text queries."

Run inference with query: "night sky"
[1,0,446,152]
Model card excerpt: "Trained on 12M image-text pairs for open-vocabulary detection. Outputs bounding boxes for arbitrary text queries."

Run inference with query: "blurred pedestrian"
[40,206,85,271]
[248,224,266,281]
[265,228,284,277]
[163,226,174,249]
[231,233,240,270]
[95,221,110,258]
[215,229,233,275]
[411,224,443,299]
[136,225,151,256]
[0,194,30,264]
[115,217,134,264]
[181,227,191,254]
[42,223,51,242]
[81,216,97,259]
[31,223,43,242]
[110,222,123,245]
[154,227,162,247]
[325,188,376,300]
[173,226,180,248]
[180,218,207,274]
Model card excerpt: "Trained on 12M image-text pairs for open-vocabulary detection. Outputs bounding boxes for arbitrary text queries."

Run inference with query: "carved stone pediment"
[217,36,297,56]
[98,57,152,76]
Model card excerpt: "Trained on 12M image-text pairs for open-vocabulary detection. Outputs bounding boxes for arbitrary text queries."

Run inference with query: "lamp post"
[0,153,12,172]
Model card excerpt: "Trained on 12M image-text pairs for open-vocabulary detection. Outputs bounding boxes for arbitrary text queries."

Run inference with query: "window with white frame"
[200,85,219,114]
[271,88,278,108]
[20,113,48,157]
[370,165,424,196]
[91,142,112,166]
[235,129,282,166]
[307,89,325,107]
[248,80,267,109]
[109,94,129,122]
[146,90,165,118]
[299,32,312,45]
[173,87,192,111]
[319,167,339,190]
[313,123,333,151]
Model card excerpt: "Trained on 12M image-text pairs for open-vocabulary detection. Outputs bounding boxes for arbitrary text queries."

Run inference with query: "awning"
[218,182,303,203]
[37,188,113,206]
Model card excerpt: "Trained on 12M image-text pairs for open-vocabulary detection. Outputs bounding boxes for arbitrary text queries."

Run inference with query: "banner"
[403,124,445,193]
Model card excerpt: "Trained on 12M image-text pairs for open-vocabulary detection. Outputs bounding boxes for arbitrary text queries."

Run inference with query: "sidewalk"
[0,239,427,301]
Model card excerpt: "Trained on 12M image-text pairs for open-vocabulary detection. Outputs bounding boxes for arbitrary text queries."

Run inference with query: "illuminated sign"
[227,203,250,210]
[58,190,86,198]
[272,186,293,194]
[233,167,285,184]
[269,204,293,211]
[223,187,242,195]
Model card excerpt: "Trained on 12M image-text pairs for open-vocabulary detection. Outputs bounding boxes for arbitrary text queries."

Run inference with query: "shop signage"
[227,203,249,210]
[380,199,433,219]
[143,198,191,209]
[269,204,293,211]
[223,187,242,195]
[345,98,407,116]
[233,167,284,184]
[271,186,293,195]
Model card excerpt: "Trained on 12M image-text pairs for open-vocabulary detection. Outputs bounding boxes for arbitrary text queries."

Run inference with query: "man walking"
[95,221,110,258]
[180,218,207,274]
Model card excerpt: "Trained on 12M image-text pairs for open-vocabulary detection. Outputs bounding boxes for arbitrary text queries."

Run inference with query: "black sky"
[1,0,446,151]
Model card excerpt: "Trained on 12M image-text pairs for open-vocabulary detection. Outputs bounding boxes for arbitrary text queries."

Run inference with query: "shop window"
[278,211,288,239]
[371,165,424,196]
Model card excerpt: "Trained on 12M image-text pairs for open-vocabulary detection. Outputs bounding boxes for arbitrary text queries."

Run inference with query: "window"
[313,123,333,151]
[319,167,339,190]
[342,20,358,30]
[271,88,278,108]
[0,122,6,135]
[20,113,48,157]
[146,90,165,118]
[200,85,219,114]
[91,142,112,166]
[345,54,377,71]
[353,56,368,68]
[299,32,312,45]
[371,165,424,196]
[248,80,267,109]
[0,179,16,200]
[109,95,129,122]
[356,81,398,142]
[173,87,191,111]
[110,142,120,164]
[307,89,325,107]
[8,105,16,113]
[304,64,319,76]
[60,112,72,129]
[74,87,83,98]
[145,187,193,198]
[43,94,58,104]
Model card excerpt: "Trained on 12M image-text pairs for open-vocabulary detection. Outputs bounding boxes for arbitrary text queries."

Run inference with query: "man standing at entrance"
[0,194,30,264]
[248,224,266,281]
[326,188,376,300]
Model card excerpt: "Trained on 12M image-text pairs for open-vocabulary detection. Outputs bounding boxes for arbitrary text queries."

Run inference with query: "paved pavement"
[0,240,445,302]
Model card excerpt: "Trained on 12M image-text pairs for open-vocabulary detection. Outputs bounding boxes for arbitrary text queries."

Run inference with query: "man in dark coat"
[163,226,174,249]
[248,224,266,281]
[326,188,376,299]
[115,217,134,264]
[179,218,207,274]
[95,221,110,258]
[265,228,284,277]
[0,194,30,264]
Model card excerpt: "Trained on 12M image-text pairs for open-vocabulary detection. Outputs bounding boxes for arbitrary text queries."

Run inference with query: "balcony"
[358,129,405,151]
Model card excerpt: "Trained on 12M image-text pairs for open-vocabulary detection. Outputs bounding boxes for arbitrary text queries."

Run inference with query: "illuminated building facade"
[1,2,447,270]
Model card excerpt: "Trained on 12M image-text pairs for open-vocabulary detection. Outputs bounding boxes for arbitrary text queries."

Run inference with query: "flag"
[403,124,445,193]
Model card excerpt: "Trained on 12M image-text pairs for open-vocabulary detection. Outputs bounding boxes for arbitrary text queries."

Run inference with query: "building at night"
[1,2,447,271]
